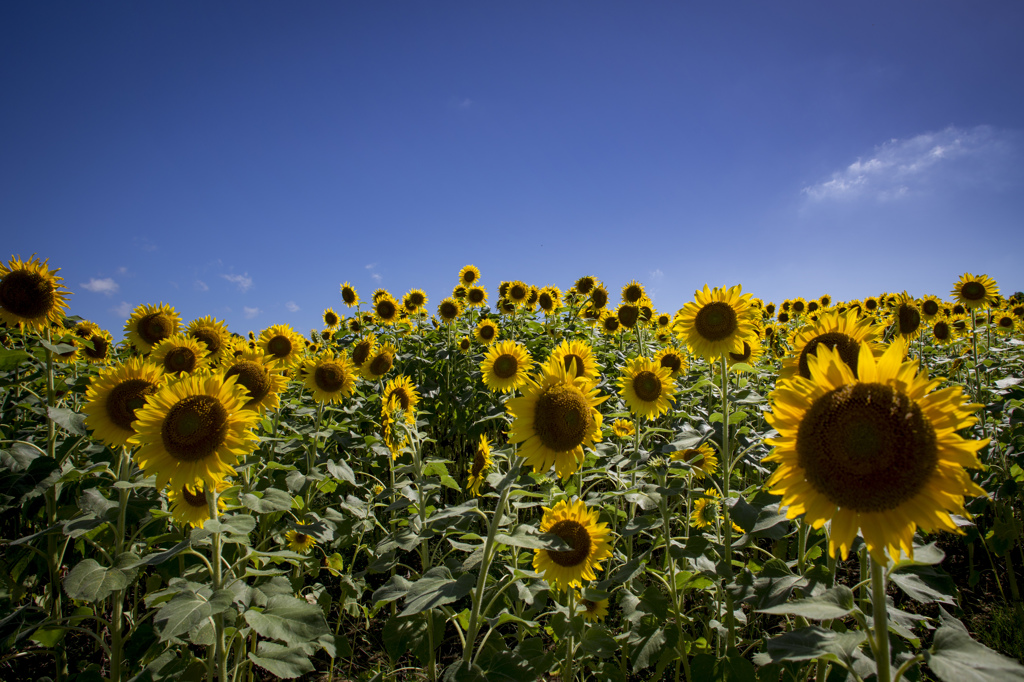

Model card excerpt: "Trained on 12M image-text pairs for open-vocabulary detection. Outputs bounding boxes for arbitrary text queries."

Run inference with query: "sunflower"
[350,333,376,369]
[611,418,635,439]
[574,276,596,296]
[589,284,609,310]
[125,303,181,354]
[301,351,356,404]
[616,304,640,330]
[507,361,606,479]
[670,442,719,479]
[537,286,562,314]
[374,293,401,326]
[185,317,231,366]
[383,374,420,417]
[764,340,988,563]
[598,310,621,336]
[726,336,763,371]
[507,281,530,308]
[150,334,211,375]
[258,325,305,369]
[0,255,71,333]
[929,317,958,346]
[993,312,1017,334]
[618,357,676,419]
[806,300,820,314]
[167,479,229,528]
[81,329,114,364]
[890,292,923,340]
[952,273,999,310]
[360,343,398,381]
[690,489,721,529]
[790,298,807,316]
[458,336,472,353]
[675,285,757,361]
[1012,304,1024,320]
[496,298,516,315]
[621,280,646,305]
[130,373,261,491]
[466,434,492,496]
[481,340,533,394]
[919,296,942,322]
[648,348,684,380]
[549,339,599,381]
[527,286,540,309]
[223,350,288,413]
[437,297,462,323]
[83,358,165,448]
[655,312,672,330]
[318,308,340,331]
[466,286,488,307]
[781,310,884,381]
[577,594,610,623]
[818,294,832,309]
[51,327,80,364]
[285,529,317,554]
[459,265,481,286]
[532,499,613,591]
[339,282,359,307]
[764,302,777,319]
[777,310,791,325]
[474,319,500,346]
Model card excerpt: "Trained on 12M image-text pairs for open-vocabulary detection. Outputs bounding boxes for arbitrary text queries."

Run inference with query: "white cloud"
[222,273,253,293]
[371,272,382,283]
[802,125,1013,201]
[649,269,664,280]
[117,266,128,275]
[365,263,377,270]
[285,301,300,313]
[243,306,261,319]
[110,301,132,317]
[81,277,118,295]
[195,280,209,292]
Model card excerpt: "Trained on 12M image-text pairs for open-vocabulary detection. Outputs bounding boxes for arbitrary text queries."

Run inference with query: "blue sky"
[3,2,1022,336]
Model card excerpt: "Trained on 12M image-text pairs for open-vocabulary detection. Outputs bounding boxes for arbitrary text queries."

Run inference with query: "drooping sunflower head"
[361,343,398,381]
[507,361,607,479]
[480,340,533,394]
[186,317,231,366]
[670,442,719,479]
[622,280,646,305]
[589,284,609,310]
[125,303,182,354]
[611,418,635,439]
[223,350,288,414]
[654,347,687,378]
[675,284,758,361]
[374,293,401,326]
[618,356,676,420]
[952,273,999,310]
[474,319,499,346]
[764,340,988,563]
[151,334,211,376]
[130,373,261,492]
[382,374,420,418]
[690,489,720,529]
[302,351,357,404]
[466,285,488,307]
[466,433,492,496]
[167,479,229,528]
[340,282,359,307]
[459,265,481,286]
[348,317,362,334]
[437,297,462,323]
[533,499,613,591]
[577,593,610,623]
[781,310,884,381]
[549,339,598,381]
[0,255,71,333]
[83,357,165,448]
[258,324,305,369]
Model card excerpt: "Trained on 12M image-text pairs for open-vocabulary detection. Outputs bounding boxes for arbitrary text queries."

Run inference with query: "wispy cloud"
[285,301,300,313]
[195,280,209,292]
[117,266,128,275]
[243,306,261,319]
[133,237,157,252]
[222,273,253,293]
[366,263,382,283]
[802,125,1014,201]
[110,301,132,317]
[81,277,118,295]
[649,269,664,280]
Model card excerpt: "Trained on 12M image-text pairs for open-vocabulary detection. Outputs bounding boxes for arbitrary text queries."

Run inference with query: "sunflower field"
[2,256,1024,682]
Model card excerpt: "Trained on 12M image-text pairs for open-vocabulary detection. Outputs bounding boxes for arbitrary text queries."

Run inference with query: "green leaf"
[494,525,572,551]
[580,625,619,658]
[47,406,87,436]
[889,565,957,604]
[63,556,137,602]
[240,488,294,513]
[758,586,857,620]
[927,613,1024,681]
[629,621,667,672]
[325,457,357,485]
[244,595,333,655]
[755,626,867,665]
[249,641,315,679]
[154,590,211,642]
[690,653,757,681]
[400,567,477,617]
[0,348,33,371]
[383,612,445,666]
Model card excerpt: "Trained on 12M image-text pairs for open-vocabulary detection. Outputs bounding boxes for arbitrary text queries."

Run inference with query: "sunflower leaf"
[399,567,477,617]
[926,610,1024,681]
[494,525,572,551]
[0,348,34,371]
[757,585,858,619]
[755,626,867,666]
[244,595,334,656]
[47,406,87,436]
[248,641,315,679]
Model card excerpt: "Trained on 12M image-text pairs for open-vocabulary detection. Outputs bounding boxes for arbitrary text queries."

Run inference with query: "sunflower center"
[729,342,752,363]
[546,519,592,567]
[161,395,230,463]
[582,599,598,613]
[998,316,1014,329]
[798,332,860,379]
[325,311,339,326]
[226,361,271,402]
[107,379,159,430]
[793,301,806,314]
[511,284,527,300]
[0,269,56,319]
[267,335,292,358]
[342,289,356,305]
[472,449,487,477]
[389,388,411,410]
[181,484,207,508]
[139,313,174,346]
[165,347,198,373]
[624,285,643,303]
[933,321,951,341]
[603,317,620,332]
[617,305,639,328]
[460,338,471,350]
[922,300,939,316]
[694,302,738,341]
[352,341,372,366]
[591,288,608,309]
[960,281,986,301]
[659,354,682,374]
[479,325,495,341]
[534,384,593,452]
[84,335,109,359]
[368,352,393,376]
[191,329,222,355]
[462,271,476,284]
[377,300,397,319]
[314,362,347,393]
[898,305,921,335]
[440,302,458,319]
[292,533,308,544]
[562,354,585,376]
[632,371,662,402]
[796,382,937,513]
[493,354,519,379]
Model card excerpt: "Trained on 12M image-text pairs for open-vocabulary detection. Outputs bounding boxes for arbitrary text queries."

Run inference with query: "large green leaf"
[690,653,757,681]
[154,590,211,642]
[889,565,957,604]
[249,641,315,679]
[926,612,1024,681]
[63,555,138,602]
[754,626,866,665]
[400,567,476,617]
[47,406,87,436]
[758,586,857,620]
[243,595,333,656]
[240,488,294,513]
[0,348,33,371]
[494,525,571,551]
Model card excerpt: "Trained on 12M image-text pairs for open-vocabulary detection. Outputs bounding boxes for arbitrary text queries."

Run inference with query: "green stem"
[109,447,131,682]
[870,557,891,682]
[207,487,228,682]
[719,355,735,652]
[565,589,576,682]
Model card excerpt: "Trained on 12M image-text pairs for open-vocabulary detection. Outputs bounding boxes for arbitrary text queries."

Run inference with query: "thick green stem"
[719,356,736,652]
[207,487,228,682]
[109,447,131,682]
[870,558,891,682]
[565,589,576,682]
